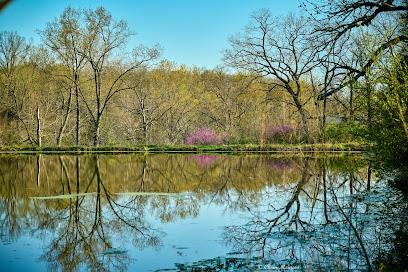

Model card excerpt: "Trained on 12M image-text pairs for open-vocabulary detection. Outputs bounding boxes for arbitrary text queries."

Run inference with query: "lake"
[0,153,406,271]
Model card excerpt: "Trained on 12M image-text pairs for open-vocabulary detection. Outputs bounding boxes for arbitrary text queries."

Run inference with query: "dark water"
[0,153,406,271]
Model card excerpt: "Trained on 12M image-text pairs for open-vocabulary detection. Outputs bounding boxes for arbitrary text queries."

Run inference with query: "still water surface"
[0,154,406,271]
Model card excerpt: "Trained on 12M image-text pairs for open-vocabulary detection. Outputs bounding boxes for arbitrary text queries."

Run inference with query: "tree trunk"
[93,116,101,146]
[322,159,330,223]
[36,107,41,147]
[259,113,266,147]
[56,91,72,146]
[141,105,149,145]
[321,96,327,142]
[139,156,148,192]
[75,76,80,146]
[293,95,312,143]
[75,156,80,221]
[93,121,100,146]
[143,125,148,145]
[36,154,41,186]
[366,85,372,131]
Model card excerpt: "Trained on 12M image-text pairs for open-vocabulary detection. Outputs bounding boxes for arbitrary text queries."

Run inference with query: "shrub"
[265,124,295,143]
[185,128,224,145]
[324,122,367,143]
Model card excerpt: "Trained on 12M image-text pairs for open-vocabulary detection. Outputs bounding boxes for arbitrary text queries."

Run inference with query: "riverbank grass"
[0,143,369,154]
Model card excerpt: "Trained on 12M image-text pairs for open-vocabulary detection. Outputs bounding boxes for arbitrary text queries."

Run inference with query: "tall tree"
[224,12,321,143]
[0,31,32,143]
[40,7,86,146]
[79,7,159,146]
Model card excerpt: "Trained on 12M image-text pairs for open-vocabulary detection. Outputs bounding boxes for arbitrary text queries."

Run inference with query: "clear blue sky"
[0,0,301,68]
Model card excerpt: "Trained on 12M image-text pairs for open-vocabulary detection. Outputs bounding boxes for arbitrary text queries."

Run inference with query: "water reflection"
[0,154,406,271]
[220,159,406,271]
[189,154,221,168]
[1,156,163,271]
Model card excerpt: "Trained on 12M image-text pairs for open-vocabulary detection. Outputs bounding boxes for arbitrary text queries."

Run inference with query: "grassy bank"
[0,143,370,154]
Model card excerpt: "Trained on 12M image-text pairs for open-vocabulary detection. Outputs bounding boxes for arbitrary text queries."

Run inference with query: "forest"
[0,1,407,162]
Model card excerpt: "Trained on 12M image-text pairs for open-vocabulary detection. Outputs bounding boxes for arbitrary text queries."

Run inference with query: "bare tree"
[79,7,159,146]
[40,7,86,146]
[0,31,34,143]
[304,0,408,98]
[305,0,407,42]
[224,11,321,142]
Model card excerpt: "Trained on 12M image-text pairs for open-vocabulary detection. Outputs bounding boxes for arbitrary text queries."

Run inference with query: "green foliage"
[0,143,368,154]
[371,119,408,167]
[324,122,368,143]
[370,51,408,168]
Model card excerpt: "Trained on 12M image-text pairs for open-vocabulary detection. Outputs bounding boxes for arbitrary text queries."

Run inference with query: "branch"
[318,34,408,99]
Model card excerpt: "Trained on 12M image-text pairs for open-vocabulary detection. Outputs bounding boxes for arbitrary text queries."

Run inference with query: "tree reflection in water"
[221,158,407,271]
[0,154,406,271]
[34,156,163,271]
[189,154,221,168]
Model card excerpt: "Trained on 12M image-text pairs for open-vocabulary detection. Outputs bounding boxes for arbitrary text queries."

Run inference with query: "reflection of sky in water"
[0,236,46,271]
[0,195,249,271]
[1,183,394,271]
[133,200,247,270]
[0,154,405,271]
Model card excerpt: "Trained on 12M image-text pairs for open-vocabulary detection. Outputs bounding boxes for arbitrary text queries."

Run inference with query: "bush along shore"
[0,143,370,154]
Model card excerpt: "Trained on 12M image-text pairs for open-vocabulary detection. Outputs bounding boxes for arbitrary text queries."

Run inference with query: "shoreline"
[0,143,370,154]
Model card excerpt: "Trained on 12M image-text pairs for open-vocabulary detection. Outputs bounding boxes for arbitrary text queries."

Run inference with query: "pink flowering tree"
[185,128,224,145]
[265,124,295,143]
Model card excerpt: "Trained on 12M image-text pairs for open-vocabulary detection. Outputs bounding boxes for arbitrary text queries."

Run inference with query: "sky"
[0,0,301,68]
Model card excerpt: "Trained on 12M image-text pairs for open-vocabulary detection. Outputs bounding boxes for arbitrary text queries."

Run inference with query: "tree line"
[0,2,407,156]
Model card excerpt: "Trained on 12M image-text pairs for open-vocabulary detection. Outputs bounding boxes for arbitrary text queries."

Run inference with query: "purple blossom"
[266,159,296,170]
[190,154,221,167]
[265,124,295,141]
[185,128,223,145]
